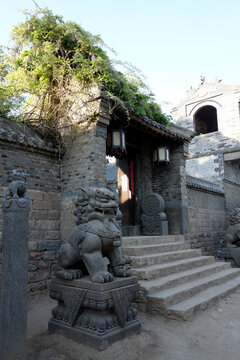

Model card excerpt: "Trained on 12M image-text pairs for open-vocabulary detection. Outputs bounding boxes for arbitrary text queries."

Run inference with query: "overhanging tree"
[0,8,170,139]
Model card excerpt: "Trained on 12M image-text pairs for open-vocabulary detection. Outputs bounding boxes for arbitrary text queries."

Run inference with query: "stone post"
[0,171,30,360]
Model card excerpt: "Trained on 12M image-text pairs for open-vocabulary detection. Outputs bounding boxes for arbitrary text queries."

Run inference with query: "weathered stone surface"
[37,241,60,251]
[141,193,168,235]
[0,171,30,360]
[48,276,141,350]
[56,188,131,283]
[223,208,240,248]
[221,248,240,267]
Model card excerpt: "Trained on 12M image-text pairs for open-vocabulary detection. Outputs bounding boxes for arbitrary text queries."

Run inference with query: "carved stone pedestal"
[48,276,141,350]
[141,193,168,235]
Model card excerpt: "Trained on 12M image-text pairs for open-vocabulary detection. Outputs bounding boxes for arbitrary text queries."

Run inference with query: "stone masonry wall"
[60,120,108,241]
[223,179,240,212]
[0,142,60,192]
[172,82,240,192]
[61,122,107,192]
[186,132,240,187]
[0,140,61,294]
[0,188,61,294]
[186,186,226,255]
[152,143,188,234]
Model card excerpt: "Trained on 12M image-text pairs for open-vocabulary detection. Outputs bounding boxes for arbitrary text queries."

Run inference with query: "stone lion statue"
[7,169,27,199]
[56,187,132,283]
[223,208,240,247]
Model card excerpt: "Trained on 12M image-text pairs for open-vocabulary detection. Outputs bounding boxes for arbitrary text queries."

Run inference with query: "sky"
[1,0,240,114]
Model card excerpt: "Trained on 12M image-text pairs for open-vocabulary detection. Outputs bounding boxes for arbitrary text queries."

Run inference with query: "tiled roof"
[0,118,58,153]
[186,175,224,194]
[131,114,191,142]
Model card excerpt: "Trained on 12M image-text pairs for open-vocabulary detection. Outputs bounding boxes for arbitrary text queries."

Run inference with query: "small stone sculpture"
[221,208,240,267]
[7,169,28,199]
[141,192,168,235]
[56,187,131,283]
[223,208,240,248]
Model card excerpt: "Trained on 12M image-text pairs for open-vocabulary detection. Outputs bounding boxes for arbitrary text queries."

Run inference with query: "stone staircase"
[123,235,240,320]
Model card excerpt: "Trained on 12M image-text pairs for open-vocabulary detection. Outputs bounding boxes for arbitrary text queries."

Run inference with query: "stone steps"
[148,268,240,308]
[123,235,240,320]
[123,235,185,246]
[132,256,215,280]
[124,241,186,256]
[131,249,202,267]
[166,276,240,320]
[139,261,231,294]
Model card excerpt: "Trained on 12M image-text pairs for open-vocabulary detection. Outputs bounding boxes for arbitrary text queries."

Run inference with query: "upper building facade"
[172,80,240,210]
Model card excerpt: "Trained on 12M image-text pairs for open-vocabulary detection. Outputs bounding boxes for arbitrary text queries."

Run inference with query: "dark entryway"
[194,105,218,135]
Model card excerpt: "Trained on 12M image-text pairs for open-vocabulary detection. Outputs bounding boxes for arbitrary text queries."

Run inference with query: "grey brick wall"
[186,186,226,255]
[152,143,188,234]
[0,142,60,192]
[223,179,240,211]
[0,187,61,293]
[60,120,108,242]
[0,139,61,294]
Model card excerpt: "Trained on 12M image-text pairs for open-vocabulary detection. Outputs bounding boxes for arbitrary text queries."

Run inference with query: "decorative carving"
[48,277,141,350]
[61,288,86,326]
[7,169,28,199]
[221,208,240,267]
[223,208,240,248]
[0,170,30,360]
[141,193,168,235]
[56,187,131,283]
[111,288,133,326]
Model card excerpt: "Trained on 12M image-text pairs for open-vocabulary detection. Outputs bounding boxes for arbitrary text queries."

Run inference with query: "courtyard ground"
[27,288,240,360]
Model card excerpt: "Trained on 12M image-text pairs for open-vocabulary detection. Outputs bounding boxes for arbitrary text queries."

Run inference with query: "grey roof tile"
[0,117,58,153]
[186,175,224,194]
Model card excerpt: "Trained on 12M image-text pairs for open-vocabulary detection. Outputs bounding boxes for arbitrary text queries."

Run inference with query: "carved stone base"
[142,220,168,236]
[221,247,240,267]
[48,276,141,350]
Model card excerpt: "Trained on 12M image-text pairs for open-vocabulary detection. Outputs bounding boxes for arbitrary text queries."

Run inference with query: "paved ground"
[27,289,240,360]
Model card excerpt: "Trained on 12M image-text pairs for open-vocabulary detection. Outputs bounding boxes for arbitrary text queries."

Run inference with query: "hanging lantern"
[112,128,126,150]
[153,146,170,164]
[107,127,127,158]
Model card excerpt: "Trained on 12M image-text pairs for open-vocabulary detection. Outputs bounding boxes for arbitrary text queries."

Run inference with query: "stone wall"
[186,186,226,255]
[0,188,61,294]
[186,131,240,187]
[0,143,60,192]
[27,190,61,293]
[0,138,61,294]
[223,179,240,211]
[60,119,109,241]
[152,143,188,234]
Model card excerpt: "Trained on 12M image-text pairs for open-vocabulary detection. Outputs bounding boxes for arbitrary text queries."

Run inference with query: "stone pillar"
[0,178,30,360]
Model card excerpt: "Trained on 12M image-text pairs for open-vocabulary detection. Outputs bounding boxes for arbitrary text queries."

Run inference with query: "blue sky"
[1,0,240,113]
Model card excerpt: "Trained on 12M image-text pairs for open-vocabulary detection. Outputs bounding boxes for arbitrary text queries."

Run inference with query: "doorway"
[117,157,136,226]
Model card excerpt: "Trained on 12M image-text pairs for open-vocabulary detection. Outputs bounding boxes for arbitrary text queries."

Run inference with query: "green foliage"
[0,8,170,131]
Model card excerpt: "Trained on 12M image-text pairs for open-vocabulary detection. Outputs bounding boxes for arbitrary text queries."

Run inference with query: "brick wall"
[0,139,61,294]
[0,187,61,294]
[223,179,240,211]
[60,119,109,242]
[152,143,188,234]
[61,123,107,192]
[186,186,226,255]
[0,142,60,192]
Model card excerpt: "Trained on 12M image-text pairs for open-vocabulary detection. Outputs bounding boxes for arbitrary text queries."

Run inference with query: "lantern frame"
[153,146,170,164]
